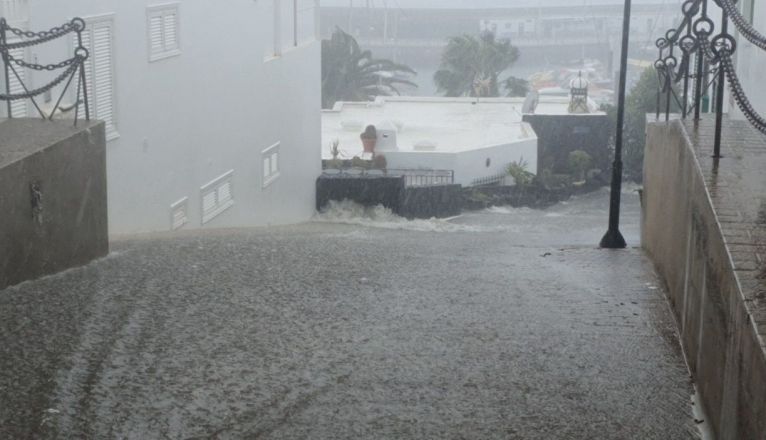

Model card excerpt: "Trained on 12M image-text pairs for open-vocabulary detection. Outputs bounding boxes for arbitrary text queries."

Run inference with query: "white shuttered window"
[6,40,27,117]
[147,3,181,61]
[81,15,118,140]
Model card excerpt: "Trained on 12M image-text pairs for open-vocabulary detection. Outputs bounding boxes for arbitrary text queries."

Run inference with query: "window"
[5,39,27,117]
[147,3,181,61]
[170,197,189,230]
[262,142,280,188]
[200,170,235,224]
[80,15,118,140]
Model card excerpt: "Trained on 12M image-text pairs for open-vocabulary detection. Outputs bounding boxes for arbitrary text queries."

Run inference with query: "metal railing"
[470,172,508,187]
[0,17,90,125]
[654,0,766,158]
[322,167,454,187]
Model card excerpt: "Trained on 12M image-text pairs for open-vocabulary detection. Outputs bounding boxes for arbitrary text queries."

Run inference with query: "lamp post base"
[600,228,627,249]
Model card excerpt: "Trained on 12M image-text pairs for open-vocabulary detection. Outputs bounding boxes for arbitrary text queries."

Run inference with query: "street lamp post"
[600,0,631,249]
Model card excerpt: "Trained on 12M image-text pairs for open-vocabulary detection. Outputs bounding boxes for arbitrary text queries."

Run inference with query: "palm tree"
[434,32,521,98]
[322,28,417,109]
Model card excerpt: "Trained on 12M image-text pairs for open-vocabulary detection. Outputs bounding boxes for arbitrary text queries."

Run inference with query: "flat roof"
[322,96,601,159]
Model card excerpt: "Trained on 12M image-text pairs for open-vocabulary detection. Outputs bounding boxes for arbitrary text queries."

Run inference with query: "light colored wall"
[383,136,538,186]
[732,0,766,120]
[18,0,320,234]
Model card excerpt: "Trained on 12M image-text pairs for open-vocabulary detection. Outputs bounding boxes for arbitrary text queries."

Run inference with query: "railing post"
[1,19,12,118]
[713,9,728,158]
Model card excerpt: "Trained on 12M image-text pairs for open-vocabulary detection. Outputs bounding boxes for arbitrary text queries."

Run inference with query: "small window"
[147,3,181,62]
[262,142,281,188]
[170,197,189,230]
[200,170,235,224]
[5,39,27,117]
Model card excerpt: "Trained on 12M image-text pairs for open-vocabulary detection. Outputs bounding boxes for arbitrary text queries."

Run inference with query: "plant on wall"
[568,150,592,183]
[507,157,534,187]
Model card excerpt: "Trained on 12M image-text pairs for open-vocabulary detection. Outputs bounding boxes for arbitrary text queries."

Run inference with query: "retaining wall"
[0,119,108,290]
[642,117,766,439]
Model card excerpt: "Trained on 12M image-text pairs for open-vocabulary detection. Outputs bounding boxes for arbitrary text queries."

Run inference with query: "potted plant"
[328,139,343,169]
[360,125,377,155]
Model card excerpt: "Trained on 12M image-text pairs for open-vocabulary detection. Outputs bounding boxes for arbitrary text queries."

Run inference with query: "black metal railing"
[321,167,455,187]
[654,0,766,158]
[469,172,508,187]
[0,17,90,125]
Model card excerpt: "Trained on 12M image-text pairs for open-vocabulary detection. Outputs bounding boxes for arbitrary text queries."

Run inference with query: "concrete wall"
[522,113,612,175]
[642,120,766,440]
[0,119,108,289]
[9,0,321,234]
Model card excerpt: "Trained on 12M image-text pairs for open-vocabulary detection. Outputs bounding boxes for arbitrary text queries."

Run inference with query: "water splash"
[313,200,486,232]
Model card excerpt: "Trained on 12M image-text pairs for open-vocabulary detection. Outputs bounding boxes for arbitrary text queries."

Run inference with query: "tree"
[433,32,521,98]
[503,76,530,98]
[602,67,679,182]
[321,28,417,109]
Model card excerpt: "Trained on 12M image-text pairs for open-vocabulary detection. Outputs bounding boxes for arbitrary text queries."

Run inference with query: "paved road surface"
[0,188,701,439]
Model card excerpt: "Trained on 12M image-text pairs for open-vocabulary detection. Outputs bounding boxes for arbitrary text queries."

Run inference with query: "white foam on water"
[484,205,533,215]
[314,200,487,233]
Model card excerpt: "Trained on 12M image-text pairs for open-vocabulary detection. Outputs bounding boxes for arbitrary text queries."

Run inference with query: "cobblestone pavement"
[0,189,700,439]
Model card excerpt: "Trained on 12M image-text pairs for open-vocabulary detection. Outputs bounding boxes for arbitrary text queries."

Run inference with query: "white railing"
[0,0,29,24]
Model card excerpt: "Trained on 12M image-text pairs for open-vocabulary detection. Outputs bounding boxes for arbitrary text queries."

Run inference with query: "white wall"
[731,0,766,121]
[383,136,538,186]
[16,0,320,234]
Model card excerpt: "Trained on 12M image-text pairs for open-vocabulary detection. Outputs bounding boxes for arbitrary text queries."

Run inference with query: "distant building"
[1,0,321,234]
[322,97,539,186]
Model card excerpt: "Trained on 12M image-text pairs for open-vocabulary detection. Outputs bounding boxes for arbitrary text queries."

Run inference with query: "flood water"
[0,188,701,439]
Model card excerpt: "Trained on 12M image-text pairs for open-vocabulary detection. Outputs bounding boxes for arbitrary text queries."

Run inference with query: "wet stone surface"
[0,190,700,439]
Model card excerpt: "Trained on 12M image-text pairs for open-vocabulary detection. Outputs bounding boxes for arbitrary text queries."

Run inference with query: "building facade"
[732,0,765,119]
[2,0,321,234]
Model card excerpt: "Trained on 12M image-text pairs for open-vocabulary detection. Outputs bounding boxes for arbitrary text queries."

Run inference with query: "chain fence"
[0,17,90,124]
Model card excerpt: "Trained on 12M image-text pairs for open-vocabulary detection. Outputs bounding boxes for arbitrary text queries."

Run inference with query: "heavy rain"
[1,0,764,438]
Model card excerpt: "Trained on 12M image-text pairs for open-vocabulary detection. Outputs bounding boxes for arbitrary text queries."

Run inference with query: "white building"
[732,0,765,119]
[1,0,321,234]
[322,96,540,186]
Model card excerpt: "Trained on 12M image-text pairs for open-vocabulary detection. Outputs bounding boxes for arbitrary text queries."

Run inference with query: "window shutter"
[7,43,27,117]
[163,12,178,51]
[92,23,116,139]
[148,5,180,61]
[78,19,117,139]
[149,15,163,55]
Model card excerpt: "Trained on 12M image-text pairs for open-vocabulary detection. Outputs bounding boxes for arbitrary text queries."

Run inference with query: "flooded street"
[0,189,699,439]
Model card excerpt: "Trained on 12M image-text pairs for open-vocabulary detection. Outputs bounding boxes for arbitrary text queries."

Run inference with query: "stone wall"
[642,117,766,439]
[400,185,462,219]
[0,119,108,290]
[522,113,611,174]
[316,175,463,219]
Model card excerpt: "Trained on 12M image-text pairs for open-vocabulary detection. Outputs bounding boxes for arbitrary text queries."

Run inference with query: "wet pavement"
[0,188,700,439]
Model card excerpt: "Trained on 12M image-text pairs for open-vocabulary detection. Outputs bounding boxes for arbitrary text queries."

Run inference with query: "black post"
[713,12,728,158]
[1,19,12,118]
[600,0,631,249]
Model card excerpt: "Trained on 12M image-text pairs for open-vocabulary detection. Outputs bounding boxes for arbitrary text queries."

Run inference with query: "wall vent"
[200,170,234,225]
[170,197,189,230]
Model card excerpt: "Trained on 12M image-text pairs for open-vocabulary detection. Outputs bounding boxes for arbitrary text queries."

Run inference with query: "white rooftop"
[321,96,601,159]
